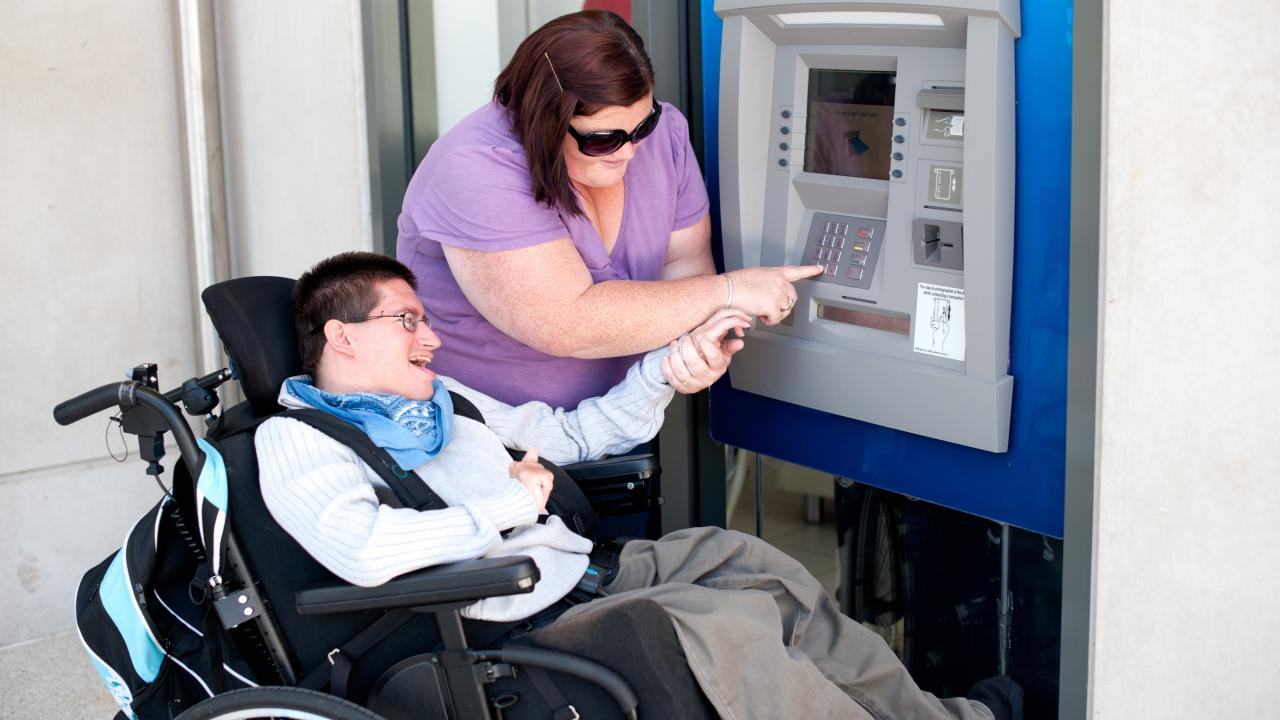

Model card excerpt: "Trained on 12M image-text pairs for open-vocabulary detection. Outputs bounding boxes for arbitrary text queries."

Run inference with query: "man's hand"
[662,308,753,395]
[509,448,553,513]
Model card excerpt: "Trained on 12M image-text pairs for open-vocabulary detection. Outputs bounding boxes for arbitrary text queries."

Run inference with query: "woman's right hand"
[727,264,825,325]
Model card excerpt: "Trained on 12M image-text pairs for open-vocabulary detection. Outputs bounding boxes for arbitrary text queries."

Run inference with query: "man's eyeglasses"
[566,100,662,157]
[309,312,429,336]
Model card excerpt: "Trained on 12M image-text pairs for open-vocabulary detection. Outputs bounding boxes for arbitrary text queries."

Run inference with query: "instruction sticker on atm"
[913,283,966,361]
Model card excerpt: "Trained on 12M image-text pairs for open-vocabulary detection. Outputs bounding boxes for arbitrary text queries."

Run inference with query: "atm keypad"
[798,213,886,290]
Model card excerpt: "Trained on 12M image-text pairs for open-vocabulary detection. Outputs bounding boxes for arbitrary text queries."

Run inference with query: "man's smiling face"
[339,278,441,401]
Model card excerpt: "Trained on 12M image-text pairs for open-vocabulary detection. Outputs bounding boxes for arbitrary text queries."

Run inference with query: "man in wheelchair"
[259,251,1010,720]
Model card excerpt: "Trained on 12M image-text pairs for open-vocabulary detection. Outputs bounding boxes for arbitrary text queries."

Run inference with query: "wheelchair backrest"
[201,276,301,417]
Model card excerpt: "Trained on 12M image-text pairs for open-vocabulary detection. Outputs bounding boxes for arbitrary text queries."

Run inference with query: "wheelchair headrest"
[202,276,300,417]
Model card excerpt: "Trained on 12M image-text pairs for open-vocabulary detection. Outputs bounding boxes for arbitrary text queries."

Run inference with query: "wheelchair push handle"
[54,382,133,426]
[54,381,206,473]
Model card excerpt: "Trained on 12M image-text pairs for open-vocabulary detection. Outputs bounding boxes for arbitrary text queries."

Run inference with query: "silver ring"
[782,297,795,311]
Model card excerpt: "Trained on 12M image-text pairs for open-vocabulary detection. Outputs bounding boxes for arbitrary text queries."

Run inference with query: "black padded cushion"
[202,276,301,416]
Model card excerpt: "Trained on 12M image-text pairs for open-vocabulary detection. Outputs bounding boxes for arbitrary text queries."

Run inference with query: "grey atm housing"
[717,0,1019,452]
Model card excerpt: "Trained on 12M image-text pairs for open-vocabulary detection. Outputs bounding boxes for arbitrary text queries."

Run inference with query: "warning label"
[913,283,966,361]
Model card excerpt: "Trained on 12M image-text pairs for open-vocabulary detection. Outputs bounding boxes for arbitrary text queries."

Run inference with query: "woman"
[397,9,820,408]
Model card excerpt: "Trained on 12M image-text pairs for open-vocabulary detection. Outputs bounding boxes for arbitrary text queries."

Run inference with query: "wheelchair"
[56,276,717,720]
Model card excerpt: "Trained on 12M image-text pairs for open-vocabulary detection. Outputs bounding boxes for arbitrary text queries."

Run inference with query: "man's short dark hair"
[293,252,419,372]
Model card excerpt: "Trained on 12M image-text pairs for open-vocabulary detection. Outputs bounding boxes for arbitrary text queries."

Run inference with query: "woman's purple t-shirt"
[396,101,709,409]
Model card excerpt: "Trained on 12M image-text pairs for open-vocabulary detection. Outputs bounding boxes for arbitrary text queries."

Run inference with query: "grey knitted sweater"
[254,348,674,621]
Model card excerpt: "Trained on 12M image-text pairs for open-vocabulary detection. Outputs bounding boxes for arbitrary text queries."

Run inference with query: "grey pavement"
[0,632,117,720]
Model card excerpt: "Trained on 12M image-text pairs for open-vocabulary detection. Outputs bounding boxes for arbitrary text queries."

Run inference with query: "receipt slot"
[717,1,1019,452]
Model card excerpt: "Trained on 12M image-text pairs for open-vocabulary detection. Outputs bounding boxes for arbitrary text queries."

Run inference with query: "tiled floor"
[726,457,841,598]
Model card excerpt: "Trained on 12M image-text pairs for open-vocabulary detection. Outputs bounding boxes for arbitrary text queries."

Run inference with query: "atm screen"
[802,70,896,181]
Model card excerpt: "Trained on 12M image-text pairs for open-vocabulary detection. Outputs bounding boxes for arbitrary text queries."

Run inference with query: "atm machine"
[704,0,1071,713]
[717,0,1017,452]
[706,0,1069,538]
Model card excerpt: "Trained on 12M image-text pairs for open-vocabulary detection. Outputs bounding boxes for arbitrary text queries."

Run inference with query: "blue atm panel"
[703,0,1071,536]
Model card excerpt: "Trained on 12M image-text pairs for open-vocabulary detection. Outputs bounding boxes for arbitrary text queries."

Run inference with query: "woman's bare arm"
[442,234,822,359]
[661,214,716,280]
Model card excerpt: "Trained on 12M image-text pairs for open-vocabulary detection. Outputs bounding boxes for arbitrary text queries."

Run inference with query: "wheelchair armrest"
[563,453,658,482]
[295,555,539,616]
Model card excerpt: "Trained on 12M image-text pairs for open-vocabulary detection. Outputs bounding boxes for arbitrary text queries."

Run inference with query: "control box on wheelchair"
[54,276,712,720]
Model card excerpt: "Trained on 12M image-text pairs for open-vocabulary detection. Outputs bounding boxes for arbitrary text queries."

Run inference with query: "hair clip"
[544,52,565,93]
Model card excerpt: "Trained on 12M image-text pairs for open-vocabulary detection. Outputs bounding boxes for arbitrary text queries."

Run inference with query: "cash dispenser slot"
[917,87,965,111]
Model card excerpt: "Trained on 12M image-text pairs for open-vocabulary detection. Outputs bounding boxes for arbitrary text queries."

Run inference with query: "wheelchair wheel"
[175,687,386,720]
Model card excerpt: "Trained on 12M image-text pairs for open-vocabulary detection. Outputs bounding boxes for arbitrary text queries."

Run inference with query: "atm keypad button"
[856,227,875,239]
[835,223,849,235]
[824,264,838,276]
[828,250,842,263]
[850,253,868,267]
[845,267,864,280]
[823,221,834,233]
[815,248,827,261]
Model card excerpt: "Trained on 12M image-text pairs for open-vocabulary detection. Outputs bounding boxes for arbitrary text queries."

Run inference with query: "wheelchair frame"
[58,363,645,720]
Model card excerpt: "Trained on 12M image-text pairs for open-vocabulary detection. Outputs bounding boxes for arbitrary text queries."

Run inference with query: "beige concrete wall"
[0,0,372,647]
[0,2,196,647]
[1091,1,1280,715]
[216,0,374,277]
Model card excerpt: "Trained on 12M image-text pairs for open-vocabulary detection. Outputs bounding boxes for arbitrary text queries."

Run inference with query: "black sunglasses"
[566,100,662,157]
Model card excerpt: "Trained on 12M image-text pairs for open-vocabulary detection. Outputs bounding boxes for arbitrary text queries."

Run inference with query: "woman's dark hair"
[494,10,654,216]
[293,251,418,372]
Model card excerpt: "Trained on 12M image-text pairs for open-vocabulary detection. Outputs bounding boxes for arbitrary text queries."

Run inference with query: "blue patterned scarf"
[283,375,454,469]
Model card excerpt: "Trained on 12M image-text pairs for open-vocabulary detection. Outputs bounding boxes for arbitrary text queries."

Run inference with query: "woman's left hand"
[662,308,752,394]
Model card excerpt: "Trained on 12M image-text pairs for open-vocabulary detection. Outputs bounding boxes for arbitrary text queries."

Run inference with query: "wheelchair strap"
[284,399,601,539]
[297,608,415,698]
[526,664,582,720]
[282,409,447,512]
[449,391,485,424]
